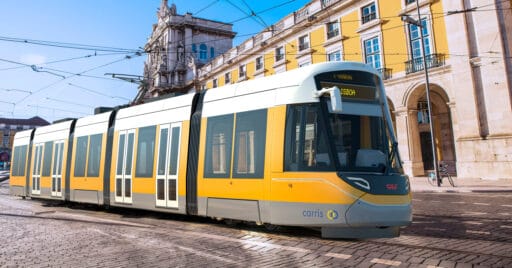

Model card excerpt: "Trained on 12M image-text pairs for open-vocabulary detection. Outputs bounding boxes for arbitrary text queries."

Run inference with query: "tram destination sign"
[315,71,378,101]
[320,81,377,101]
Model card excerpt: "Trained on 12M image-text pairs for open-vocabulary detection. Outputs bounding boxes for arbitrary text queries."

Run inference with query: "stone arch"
[404,83,457,175]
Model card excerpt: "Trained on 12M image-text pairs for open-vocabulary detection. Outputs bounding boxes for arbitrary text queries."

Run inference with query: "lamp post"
[402,2,440,186]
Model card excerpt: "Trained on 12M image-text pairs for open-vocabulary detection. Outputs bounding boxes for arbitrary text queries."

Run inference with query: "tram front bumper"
[321,197,412,239]
[345,197,412,227]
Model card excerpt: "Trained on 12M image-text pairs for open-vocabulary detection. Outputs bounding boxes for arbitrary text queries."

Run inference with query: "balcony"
[294,7,309,23]
[321,0,337,8]
[378,68,393,80]
[405,54,445,74]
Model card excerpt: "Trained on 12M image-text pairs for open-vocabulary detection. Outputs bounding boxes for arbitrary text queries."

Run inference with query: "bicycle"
[427,162,456,187]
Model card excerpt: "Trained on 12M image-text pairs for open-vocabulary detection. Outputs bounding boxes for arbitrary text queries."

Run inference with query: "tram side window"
[12,146,20,176]
[87,134,102,177]
[74,136,88,177]
[204,114,234,178]
[135,126,156,178]
[285,104,334,171]
[233,109,267,178]
[12,145,28,176]
[42,141,54,177]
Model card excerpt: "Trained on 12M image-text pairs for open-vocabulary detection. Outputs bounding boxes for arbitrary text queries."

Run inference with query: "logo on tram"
[386,184,398,190]
[326,209,339,221]
[302,209,339,221]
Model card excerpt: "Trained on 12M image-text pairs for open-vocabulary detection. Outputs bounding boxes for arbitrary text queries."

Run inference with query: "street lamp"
[401,3,440,186]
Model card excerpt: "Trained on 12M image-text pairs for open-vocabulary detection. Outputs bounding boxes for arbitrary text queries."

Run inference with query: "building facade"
[144,0,512,179]
[142,0,236,98]
[0,116,49,168]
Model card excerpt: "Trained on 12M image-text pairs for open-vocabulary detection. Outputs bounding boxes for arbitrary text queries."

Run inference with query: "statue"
[170,3,177,15]
[177,42,185,63]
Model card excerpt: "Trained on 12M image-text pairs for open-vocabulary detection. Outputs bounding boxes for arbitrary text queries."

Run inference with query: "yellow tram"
[10,62,412,238]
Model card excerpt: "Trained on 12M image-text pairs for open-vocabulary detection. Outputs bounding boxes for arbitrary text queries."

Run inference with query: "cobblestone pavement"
[1,180,512,267]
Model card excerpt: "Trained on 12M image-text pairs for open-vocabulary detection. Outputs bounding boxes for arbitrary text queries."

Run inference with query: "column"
[395,107,424,176]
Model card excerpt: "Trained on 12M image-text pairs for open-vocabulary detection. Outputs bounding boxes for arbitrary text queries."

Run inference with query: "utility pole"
[402,1,440,186]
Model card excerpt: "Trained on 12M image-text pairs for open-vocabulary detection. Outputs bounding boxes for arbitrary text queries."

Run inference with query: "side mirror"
[314,86,342,113]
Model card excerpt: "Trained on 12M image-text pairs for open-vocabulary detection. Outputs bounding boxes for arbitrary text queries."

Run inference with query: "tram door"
[32,144,43,195]
[156,123,181,208]
[115,130,135,204]
[51,141,64,197]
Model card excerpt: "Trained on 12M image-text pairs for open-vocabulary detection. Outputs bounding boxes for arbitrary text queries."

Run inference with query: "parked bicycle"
[427,162,456,187]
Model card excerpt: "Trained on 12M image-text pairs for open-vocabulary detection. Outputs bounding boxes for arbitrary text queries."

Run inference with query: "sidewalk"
[410,176,512,193]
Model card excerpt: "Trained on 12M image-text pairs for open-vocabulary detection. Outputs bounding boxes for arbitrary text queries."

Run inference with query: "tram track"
[368,236,512,260]
[2,191,512,267]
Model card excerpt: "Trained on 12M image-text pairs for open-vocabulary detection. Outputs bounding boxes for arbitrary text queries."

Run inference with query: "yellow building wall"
[206,80,213,89]
[341,11,361,62]
[285,42,297,70]
[262,52,273,77]
[218,72,226,87]
[379,1,408,73]
[246,61,255,80]
[430,0,449,61]
[234,68,240,83]
[310,27,326,64]
[203,0,451,88]
[265,49,276,76]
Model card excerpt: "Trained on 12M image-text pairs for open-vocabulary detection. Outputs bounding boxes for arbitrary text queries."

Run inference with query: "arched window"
[200,44,207,60]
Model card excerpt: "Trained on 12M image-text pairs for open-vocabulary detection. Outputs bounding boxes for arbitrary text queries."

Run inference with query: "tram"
[9,62,412,238]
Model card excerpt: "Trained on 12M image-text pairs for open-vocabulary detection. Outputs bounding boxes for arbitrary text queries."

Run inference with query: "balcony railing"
[378,68,393,80]
[294,7,309,23]
[321,0,337,8]
[405,54,445,74]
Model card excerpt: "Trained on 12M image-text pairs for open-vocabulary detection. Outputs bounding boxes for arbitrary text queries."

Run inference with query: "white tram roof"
[115,93,195,130]
[74,111,113,137]
[202,62,380,117]
[33,120,74,143]
[12,129,34,147]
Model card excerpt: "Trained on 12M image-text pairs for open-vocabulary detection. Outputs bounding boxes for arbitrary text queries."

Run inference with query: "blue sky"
[0,0,310,123]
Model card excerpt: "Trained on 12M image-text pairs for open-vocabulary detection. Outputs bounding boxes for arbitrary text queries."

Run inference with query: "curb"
[412,188,512,193]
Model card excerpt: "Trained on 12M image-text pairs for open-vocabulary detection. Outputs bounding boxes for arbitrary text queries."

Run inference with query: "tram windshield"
[284,69,400,173]
[284,103,392,173]
[327,112,388,172]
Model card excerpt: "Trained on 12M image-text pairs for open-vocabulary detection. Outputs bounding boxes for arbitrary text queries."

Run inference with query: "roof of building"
[0,116,50,127]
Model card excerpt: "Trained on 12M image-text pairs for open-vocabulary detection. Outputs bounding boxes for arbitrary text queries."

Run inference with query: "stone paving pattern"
[1,179,512,267]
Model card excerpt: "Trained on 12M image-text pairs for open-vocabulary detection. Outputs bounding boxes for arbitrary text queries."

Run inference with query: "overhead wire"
[193,2,511,79]
[67,83,131,102]
[3,0,508,119]
[45,97,95,109]
[194,0,220,15]
[143,2,510,58]
[0,35,143,53]
[26,104,90,116]
[14,53,141,105]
